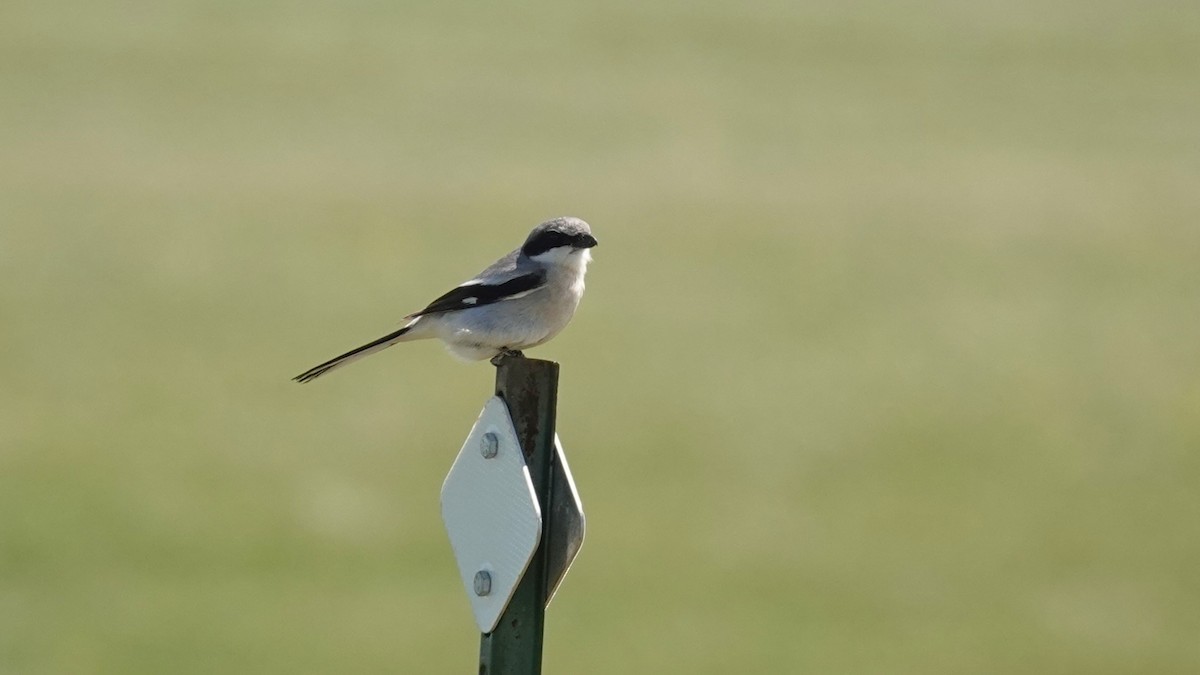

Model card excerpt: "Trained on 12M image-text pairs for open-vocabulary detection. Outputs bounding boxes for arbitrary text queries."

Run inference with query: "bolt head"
[480,432,499,459]
[473,570,492,596]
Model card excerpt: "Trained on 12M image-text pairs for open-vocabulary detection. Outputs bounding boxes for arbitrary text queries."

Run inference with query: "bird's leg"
[490,349,526,366]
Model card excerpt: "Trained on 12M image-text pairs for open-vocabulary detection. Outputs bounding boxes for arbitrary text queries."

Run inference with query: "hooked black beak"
[578,233,598,249]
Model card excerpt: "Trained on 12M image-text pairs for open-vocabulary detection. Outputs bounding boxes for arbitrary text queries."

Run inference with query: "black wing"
[412,270,546,317]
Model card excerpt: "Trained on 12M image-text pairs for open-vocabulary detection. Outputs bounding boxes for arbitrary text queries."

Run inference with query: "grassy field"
[2,1,1199,672]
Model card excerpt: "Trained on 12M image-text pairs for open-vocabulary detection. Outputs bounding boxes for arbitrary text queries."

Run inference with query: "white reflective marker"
[441,397,542,633]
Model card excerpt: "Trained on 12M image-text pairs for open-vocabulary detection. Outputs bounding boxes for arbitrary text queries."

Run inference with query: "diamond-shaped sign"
[441,397,542,633]
[546,435,585,604]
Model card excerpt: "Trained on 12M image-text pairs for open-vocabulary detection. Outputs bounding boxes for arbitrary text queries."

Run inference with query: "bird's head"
[521,217,598,266]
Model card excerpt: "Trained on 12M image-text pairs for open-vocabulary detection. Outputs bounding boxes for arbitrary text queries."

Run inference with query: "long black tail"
[293,325,413,383]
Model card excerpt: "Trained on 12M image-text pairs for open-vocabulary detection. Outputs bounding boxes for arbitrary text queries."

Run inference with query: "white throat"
[531,246,592,273]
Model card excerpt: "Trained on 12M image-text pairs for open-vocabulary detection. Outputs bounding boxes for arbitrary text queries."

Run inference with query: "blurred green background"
[3,0,1199,672]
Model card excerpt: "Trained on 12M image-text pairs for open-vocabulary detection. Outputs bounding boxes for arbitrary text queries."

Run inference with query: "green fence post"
[478,356,559,675]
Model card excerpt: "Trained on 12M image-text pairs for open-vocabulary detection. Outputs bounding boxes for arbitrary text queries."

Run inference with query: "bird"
[293,216,597,383]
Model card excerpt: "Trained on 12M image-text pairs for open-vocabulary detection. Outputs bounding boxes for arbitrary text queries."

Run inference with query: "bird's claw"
[490,349,525,366]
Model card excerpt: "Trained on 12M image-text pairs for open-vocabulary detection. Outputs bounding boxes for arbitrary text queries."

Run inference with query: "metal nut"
[473,570,492,596]
[481,432,499,459]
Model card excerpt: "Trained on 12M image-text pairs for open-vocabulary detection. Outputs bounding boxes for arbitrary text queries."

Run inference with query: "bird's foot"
[490,349,525,366]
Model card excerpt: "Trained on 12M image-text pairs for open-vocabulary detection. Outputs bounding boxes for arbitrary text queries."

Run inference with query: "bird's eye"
[524,230,575,257]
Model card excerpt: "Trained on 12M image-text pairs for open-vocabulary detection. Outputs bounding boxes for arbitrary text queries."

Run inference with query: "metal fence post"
[478,356,559,675]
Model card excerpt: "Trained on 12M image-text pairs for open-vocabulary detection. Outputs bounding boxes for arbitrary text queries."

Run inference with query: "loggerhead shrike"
[293,217,597,383]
